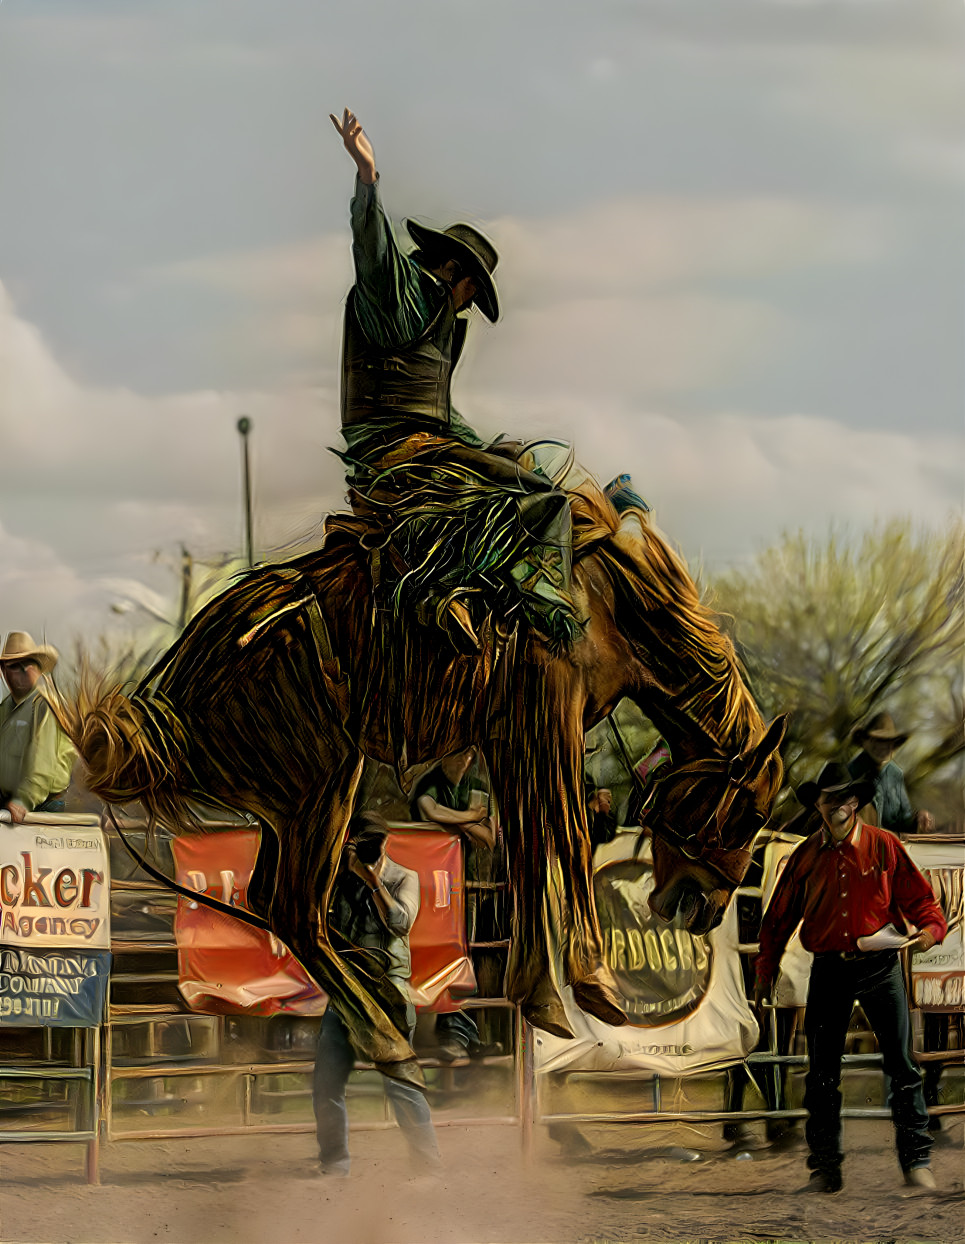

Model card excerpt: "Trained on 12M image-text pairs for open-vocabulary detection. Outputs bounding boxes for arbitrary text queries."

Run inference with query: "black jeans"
[804,951,931,1175]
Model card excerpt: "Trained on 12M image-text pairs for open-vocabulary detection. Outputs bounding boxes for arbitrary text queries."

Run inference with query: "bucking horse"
[52,468,785,1085]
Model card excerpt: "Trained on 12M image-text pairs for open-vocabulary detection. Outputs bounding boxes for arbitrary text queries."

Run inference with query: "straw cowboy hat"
[796,761,875,812]
[0,631,59,675]
[852,711,909,748]
[405,219,499,322]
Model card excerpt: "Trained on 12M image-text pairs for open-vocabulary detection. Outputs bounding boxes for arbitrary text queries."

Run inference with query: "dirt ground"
[0,1117,961,1244]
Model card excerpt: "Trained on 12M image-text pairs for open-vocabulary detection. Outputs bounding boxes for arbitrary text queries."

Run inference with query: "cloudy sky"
[1,0,962,651]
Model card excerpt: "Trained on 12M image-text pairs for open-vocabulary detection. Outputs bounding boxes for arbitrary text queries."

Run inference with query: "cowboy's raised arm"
[330,108,376,184]
[329,108,429,348]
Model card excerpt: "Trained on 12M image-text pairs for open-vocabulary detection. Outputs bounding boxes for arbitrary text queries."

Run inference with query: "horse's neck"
[632,700,722,766]
[589,531,762,765]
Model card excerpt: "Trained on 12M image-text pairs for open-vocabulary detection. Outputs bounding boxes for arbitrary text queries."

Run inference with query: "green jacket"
[0,687,76,810]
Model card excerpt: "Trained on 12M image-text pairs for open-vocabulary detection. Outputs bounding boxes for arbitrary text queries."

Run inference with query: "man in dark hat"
[848,712,934,835]
[754,762,946,1194]
[850,713,951,1138]
[329,108,578,649]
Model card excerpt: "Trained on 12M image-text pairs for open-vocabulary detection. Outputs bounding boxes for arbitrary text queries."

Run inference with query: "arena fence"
[0,821,960,1183]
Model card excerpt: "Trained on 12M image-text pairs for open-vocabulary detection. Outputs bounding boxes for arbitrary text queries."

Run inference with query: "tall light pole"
[237,415,254,568]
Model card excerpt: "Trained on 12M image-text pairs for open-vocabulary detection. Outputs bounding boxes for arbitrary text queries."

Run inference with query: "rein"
[103,803,272,933]
[635,749,764,887]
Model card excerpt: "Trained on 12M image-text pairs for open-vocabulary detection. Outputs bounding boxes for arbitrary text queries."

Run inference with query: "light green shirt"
[0,687,76,810]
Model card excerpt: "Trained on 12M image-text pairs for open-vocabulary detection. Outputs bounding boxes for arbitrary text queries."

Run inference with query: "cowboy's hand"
[909,929,937,955]
[915,809,935,833]
[752,981,771,1016]
[6,802,26,825]
[330,108,376,184]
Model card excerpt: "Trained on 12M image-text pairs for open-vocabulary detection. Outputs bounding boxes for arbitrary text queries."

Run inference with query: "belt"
[816,948,893,963]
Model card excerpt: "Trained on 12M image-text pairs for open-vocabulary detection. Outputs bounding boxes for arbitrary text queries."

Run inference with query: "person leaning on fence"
[754,762,946,1194]
[313,811,441,1177]
[0,631,76,823]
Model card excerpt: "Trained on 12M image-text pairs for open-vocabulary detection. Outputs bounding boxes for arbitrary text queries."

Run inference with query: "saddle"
[328,434,622,653]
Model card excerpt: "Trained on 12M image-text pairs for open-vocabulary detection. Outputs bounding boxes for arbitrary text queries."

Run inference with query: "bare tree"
[711,518,964,824]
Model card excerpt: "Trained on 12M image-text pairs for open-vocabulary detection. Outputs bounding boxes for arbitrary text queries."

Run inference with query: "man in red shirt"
[755,763,946,1194]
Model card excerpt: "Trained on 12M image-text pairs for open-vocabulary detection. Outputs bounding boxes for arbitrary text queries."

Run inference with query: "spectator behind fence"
[313,811,441,1177]
[411,747,502,1061]
[848,712,935,835]
[0,631,76,822]
[754,762,946,1194]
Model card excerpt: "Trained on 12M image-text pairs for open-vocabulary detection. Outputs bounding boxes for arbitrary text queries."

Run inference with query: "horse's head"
[644,715,787,935]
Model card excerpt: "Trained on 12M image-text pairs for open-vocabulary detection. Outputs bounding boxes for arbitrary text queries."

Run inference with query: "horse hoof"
[522,1001,574,1040]
[572,977,628,1028]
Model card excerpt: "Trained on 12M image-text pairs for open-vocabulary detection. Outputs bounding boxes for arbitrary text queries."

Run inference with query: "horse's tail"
[45,669,190,825]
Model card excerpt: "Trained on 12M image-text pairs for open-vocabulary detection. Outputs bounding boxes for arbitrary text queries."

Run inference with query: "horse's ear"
[743,714,788,781]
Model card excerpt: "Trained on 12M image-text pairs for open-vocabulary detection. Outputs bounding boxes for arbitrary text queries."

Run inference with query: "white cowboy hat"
[0,631,59,675]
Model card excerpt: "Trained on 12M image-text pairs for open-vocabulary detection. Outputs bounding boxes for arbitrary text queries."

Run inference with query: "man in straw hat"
[754,762,946,1194]
[0,632,76,823]
[849,711,935,835]
[329,108,578,649]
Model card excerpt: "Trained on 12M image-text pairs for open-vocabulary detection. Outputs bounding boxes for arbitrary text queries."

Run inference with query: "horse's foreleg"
[552,795,628,1029]
[496,654,627,1032]
[485,738,574,1041]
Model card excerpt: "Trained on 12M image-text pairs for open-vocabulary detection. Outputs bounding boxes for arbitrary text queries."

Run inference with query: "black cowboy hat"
[405,219,499,322]
[796,762,875,811]
[852,711,909,747]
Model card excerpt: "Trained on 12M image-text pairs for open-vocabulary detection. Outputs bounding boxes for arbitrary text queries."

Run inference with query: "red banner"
[385,828,475,1014]
[171,827,474,1016]
[172,830,325,1016]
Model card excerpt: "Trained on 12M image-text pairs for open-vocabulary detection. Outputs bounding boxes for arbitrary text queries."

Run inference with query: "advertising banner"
[905,838,965,1013]
[172,826,473,1017]
[172,830,326,1016]
[0,947,111,1028]
[0,818,111,1027]
[0,820,110,950]
[537,831,758,1076]
[761,833,965,1013]
[761,834,813,1008]
[385,828,475,1013]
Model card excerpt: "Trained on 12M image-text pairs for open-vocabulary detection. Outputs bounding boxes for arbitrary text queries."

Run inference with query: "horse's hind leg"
[267,754,420,1082]
[485,740,574,1041]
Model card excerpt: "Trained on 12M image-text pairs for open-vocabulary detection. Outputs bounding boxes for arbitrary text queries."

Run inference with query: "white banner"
[761,835,813,1008]
[538,830,758,1076]
[761,833,965,1013]
[905,838,965,1012]
[0,819,110,950]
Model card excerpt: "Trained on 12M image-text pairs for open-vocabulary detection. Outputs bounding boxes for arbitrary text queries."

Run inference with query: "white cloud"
[0,279,345,646]
[466,391,963,568]
[0,154,960,654]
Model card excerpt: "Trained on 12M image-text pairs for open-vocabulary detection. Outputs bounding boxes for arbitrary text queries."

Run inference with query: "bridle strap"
[644,748,761,861]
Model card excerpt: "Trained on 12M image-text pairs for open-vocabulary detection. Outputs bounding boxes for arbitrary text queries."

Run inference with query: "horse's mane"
[587,503,762,749]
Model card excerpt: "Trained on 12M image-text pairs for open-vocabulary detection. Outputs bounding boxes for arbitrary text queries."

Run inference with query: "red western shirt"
[755,820,946,990]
